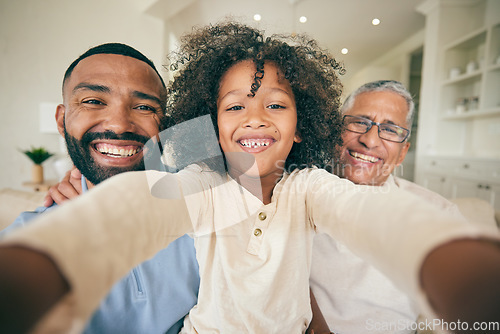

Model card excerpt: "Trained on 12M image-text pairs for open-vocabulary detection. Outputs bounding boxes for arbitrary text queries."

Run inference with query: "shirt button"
[258,212,267,220]
[254,228,262,237]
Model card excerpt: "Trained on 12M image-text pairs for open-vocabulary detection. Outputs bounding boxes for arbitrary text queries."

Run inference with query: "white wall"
[343,29,425,97]
[0,0,164,190]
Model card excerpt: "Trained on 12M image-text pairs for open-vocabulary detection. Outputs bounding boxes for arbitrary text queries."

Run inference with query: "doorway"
[398,46,423,182]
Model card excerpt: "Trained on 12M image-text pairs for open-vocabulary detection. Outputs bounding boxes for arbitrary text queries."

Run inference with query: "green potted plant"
[20,146,54,184]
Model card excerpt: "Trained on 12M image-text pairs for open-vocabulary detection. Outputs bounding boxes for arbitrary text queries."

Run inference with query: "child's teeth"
[240,139,270,148]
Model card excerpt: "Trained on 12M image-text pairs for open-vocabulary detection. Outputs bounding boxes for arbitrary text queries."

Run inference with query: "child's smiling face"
[217,60,301,182]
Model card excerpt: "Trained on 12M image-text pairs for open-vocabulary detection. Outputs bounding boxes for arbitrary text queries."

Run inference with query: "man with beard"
[0,43,200,334]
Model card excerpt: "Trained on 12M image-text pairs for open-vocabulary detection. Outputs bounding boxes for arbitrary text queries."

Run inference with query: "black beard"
[64,128,150,185]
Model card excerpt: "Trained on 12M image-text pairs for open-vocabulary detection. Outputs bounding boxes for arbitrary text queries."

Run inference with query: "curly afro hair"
[165,21,345,173]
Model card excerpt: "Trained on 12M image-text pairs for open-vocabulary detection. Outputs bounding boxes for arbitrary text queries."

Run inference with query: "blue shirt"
[1,176,200,334]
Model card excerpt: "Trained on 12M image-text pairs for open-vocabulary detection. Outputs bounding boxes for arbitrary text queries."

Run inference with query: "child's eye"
[268,104,285,110]
[226,105,244,111]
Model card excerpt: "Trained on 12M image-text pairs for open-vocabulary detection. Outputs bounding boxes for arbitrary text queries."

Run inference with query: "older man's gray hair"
[341,80,415,129]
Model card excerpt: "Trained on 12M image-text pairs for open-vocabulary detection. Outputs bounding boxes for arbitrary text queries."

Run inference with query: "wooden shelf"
[442,70,482,85]
[442,108,500,120]
[442,26,487,50]
[488,63,500,71]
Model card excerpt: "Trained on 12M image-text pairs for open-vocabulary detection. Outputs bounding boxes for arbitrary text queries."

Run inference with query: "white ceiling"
[145,0,426,80]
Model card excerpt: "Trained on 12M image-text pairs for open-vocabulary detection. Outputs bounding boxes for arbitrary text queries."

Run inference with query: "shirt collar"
[384,174,396,187]
[81,175,89,193]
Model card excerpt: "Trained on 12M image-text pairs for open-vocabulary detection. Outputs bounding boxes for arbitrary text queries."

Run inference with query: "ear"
[396,142,410,166]
[294,132,302,143]
[55,104,66,137]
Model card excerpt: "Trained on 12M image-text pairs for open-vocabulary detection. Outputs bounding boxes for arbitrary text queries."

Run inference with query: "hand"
[420,239,500,325]
[0,246,70,334]
[306,289,333,334]
[43,168,83,206]
[306,330,335,334]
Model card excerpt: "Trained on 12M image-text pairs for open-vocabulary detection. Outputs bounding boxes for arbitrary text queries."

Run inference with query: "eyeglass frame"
[342,115,410,143]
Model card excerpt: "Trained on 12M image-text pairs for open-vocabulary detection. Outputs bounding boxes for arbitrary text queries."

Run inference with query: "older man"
[310,80,464,334]
[1,43,199,334]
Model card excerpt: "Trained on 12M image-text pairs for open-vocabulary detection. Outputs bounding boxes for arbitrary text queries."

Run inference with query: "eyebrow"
[356,114,398,126]
[133,91,162,106]
[72,83,110,94]
[72,83,162,106]
[219,87,292,101]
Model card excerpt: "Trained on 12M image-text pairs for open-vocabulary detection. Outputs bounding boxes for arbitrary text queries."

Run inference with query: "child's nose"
[243,108,270,129]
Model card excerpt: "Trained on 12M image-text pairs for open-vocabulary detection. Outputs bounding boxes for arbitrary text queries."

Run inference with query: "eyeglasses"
[343,115,410,143]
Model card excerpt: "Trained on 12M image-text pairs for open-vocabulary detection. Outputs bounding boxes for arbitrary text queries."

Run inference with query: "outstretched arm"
[308,170,500,327]
[0,170,193,333]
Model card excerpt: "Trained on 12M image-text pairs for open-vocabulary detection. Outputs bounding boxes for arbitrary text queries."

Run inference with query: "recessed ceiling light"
[254,14,262,21]
[299,16,307,23]
[341,48,348,55]
[372,18,380,26]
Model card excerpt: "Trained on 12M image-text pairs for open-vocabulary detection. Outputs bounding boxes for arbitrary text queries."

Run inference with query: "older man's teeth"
[95,144,140,157]
[350,151,379,163]
[239,139,272,148]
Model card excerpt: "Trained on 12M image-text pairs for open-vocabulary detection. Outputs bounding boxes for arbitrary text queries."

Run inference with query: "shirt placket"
[246,208,273,255]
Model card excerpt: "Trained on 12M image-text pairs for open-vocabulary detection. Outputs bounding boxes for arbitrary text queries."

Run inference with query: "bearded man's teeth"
[96,145,139,157]
[351,151,379,163]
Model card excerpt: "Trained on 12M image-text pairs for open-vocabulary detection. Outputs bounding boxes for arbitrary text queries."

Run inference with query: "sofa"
[0,188,46,230]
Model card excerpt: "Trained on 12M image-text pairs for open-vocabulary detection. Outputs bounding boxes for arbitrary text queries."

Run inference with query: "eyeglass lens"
[344,115,408,143]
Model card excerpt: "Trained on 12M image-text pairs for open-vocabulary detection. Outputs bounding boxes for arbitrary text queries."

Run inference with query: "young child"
[1,22,499,334]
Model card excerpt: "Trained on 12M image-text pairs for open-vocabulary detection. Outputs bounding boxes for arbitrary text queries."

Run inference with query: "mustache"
[81,131,151,145]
